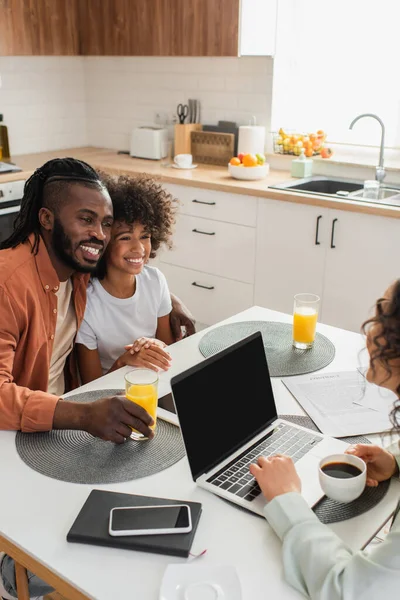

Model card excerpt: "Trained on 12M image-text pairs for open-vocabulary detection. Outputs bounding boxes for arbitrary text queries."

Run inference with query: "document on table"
[283,371,395,437]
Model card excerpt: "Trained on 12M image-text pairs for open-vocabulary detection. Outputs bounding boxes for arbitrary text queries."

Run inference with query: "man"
[0,157,195,599]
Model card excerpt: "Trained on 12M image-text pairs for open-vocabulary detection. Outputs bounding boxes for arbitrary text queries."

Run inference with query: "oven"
[0,180,25,245]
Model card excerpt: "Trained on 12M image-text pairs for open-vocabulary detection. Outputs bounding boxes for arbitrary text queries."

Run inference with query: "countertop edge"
[1,148,400,220]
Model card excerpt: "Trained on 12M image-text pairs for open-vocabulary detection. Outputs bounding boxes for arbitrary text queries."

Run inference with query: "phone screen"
[158,392,176,414]
[111,505,189,532]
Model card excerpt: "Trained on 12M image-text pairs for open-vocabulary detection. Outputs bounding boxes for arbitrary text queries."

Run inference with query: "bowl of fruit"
[228,153,269,180]
[273,129,331,157]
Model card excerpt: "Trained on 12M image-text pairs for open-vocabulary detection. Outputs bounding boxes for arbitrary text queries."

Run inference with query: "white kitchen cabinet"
[255,199,328,314]
[255,197,400,333]
[163,184,257,227]
[322,210,400,331]
[160,183,257,326]
[160,263,254,326]
[164,214,256,284]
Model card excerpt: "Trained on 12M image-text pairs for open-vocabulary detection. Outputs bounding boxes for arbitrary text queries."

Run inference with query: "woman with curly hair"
[250,280,400,599]
[76,174,178,383]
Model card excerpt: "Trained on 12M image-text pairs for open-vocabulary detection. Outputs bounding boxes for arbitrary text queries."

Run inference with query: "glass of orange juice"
[125,369,158,440]
[293,293,320,350]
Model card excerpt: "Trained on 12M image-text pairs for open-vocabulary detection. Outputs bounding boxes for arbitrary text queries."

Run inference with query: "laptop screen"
[170,332,278,481]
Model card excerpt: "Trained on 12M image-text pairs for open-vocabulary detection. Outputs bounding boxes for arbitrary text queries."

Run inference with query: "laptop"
[170,332,349,516]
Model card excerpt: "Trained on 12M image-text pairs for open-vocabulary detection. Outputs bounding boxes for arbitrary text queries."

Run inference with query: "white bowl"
[228,163,269,180]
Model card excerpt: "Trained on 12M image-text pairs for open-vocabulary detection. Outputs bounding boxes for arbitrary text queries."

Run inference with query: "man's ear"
[38,207,54,231]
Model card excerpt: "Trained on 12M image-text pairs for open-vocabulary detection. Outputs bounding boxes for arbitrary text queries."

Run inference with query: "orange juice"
[293,307,318,344]
[126,383,158,434]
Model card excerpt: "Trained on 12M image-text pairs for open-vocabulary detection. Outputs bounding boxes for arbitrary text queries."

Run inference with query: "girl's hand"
[249,455,301,502]
[118,342,172,372]
[125,337,168,354]
[346,444,399,486]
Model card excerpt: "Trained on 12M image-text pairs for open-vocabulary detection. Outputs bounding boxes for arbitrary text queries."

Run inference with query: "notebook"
[67,489,202,558]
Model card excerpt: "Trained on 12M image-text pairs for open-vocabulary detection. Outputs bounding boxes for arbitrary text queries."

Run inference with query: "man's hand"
[250,454,301,502]
[53,395,154,444]
[170,293,196,341]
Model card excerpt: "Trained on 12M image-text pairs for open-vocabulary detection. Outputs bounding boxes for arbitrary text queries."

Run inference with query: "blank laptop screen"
[170,333,278,481]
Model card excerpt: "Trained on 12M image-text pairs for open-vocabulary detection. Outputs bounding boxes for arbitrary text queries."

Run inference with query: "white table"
[1,307,399,600]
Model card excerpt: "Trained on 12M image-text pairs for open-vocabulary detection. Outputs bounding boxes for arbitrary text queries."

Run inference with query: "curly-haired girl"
[76,174,178,384]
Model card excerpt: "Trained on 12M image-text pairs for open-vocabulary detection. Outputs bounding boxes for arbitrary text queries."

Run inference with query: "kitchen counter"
[1,147,400,219]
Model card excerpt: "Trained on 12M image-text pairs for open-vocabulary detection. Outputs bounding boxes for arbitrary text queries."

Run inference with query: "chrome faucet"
[349,113,386,183]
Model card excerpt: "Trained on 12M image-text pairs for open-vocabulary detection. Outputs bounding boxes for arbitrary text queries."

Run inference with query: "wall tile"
[0,56,273,155]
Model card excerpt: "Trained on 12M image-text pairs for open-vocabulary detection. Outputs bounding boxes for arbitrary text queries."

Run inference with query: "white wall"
[84,56,273,151]
[0,56,273,156]
[0,57,87,156]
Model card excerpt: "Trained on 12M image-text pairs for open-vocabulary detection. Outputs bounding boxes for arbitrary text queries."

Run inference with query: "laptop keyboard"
[207,423,322,502]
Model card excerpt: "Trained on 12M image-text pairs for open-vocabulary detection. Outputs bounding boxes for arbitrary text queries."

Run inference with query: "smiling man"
[0,157,159,443]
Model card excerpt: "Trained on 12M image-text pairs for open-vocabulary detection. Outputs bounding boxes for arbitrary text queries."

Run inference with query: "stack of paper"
[283,371,396,437]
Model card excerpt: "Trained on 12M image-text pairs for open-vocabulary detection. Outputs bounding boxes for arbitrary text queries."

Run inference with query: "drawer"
[160,263,254,326]
[164,183,257,227]
[0,180,25,201]
[162,214,255,284]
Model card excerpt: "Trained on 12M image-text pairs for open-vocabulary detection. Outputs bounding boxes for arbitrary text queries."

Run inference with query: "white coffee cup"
[319,453,366,503]
[174,153,193,168]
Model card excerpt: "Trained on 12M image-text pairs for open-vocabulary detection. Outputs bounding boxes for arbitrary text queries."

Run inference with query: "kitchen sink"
[270,176,363,197]
[349,187,400,206]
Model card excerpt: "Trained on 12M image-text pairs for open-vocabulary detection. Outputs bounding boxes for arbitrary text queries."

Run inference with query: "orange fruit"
[320,147,333,159]
[305,148,314,157]
[230,157,241,166]
[309,133,317,142]
[242,154,258,167]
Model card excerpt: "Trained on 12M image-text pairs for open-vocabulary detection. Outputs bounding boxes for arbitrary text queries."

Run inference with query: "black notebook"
[67,489,202,558]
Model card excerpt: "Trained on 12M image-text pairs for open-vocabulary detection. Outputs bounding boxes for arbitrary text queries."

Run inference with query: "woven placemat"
[16,389,185,484]
[198,321,335,377]
[281,414,390,523]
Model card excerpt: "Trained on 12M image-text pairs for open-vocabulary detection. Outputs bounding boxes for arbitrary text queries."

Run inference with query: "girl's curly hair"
[362,279,400,430]
[96,173,177,279]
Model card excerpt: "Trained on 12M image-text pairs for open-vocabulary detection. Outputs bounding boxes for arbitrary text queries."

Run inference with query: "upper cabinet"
[78,0,240,57]
[0,0,276,57]
[0,0,79,55]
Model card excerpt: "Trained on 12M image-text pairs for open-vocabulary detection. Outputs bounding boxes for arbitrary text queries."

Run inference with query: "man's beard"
[52,217,104,274]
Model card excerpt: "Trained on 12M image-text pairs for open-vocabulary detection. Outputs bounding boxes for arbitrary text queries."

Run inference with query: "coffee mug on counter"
[319,453,366,503]
[174,153,193,168]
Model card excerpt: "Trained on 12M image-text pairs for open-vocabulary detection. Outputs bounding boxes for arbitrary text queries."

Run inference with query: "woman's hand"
[346,444,399,486]
[250,454,302,502]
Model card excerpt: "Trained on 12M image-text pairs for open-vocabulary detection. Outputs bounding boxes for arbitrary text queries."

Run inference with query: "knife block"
[174,124,202,156]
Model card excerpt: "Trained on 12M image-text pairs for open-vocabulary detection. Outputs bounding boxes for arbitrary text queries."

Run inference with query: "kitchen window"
[271,0,400,149]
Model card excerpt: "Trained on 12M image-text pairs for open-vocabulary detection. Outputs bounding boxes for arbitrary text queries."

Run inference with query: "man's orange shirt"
[0,234,88,431]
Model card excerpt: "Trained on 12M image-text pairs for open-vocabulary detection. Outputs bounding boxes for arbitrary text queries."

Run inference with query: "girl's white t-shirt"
[76,266,172,374]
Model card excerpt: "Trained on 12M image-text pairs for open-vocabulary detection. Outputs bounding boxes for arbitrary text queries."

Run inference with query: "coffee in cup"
[174,153,193,168]
[319,453,366,503]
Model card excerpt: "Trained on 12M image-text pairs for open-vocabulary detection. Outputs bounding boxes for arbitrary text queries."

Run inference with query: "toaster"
[130,126,168,160]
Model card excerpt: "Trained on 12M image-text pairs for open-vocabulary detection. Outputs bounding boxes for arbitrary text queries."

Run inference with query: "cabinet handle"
[330,218,338,248]
[315,215,322,245]
[192,228,215,236]
[192,199,216,206]
[192,282,215,290]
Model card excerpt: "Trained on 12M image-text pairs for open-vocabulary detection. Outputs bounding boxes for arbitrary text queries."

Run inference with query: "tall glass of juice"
[125,369,158,440]
[293,293,320,350]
